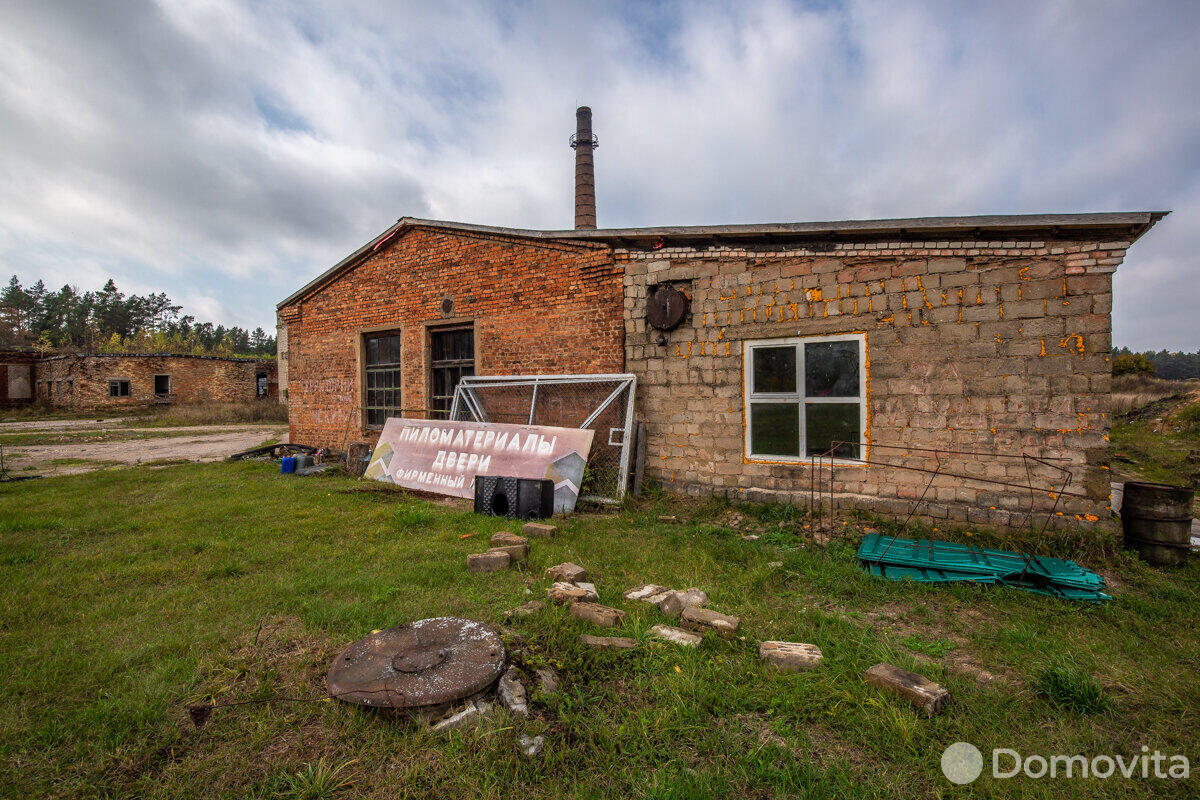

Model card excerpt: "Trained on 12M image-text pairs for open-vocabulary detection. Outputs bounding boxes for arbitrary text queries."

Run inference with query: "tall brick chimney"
[570,106,598,230]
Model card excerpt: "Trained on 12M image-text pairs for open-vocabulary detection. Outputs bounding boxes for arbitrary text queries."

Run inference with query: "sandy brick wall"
[623,238,1126,530]
[36,354,277,410]
[279,225,624,449]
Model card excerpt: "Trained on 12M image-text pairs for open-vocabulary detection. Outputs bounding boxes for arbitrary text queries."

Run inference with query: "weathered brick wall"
[624,238,1125,530]
[37,354,278,410]
[280,226,624,449]
[275,311,289,403]
[0,351,37,404]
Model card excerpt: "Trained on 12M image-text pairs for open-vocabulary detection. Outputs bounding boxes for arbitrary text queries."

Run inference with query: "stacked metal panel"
[857,533,1110,602]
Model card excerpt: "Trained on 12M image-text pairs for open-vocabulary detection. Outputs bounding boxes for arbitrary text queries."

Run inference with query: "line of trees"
[0,276,275,357]
[1113,347,1200,379]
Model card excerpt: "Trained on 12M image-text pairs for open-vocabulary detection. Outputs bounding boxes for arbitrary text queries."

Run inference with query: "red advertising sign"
[364,418,595,512]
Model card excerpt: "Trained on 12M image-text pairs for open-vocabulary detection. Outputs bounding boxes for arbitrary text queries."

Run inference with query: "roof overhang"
[278,211,1168,309]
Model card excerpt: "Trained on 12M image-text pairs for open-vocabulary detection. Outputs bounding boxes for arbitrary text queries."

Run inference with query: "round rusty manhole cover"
[327,618,505,709]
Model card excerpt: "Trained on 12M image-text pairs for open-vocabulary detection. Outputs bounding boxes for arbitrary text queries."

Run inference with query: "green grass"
[901,634,956,659]
[1033,657,1108,714]
[1111,400,1200,489]
[0,463,1197,798]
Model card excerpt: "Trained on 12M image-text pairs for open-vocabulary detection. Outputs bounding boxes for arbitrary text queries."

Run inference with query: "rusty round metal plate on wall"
[327,617,505,710]
[647,284,689,331]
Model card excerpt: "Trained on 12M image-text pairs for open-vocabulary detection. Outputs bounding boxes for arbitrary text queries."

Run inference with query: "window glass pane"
[750,402,800,457]
[366,337,380,364]
[752,346,797,394]
[805,340,859,397]
[805,402,860,459]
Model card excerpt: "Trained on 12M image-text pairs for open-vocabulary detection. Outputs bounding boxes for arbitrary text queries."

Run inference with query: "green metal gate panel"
[858,533,1110,602]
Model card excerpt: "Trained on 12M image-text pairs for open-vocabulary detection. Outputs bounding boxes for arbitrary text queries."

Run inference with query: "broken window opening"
[255,372,268,398]
[109,379,131,398]
[154,374,171,397]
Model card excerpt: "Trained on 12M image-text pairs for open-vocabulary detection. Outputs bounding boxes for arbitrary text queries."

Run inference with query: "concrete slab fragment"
[546,562,587,582]
[649,624,702,647]
[759,641,824,671]
[569,602,626,628]
[865,663,951,717]
[467,551,510,572]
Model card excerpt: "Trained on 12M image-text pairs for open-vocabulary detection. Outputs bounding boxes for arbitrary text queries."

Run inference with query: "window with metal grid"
[429,325,474,419]
[363,331,403,427]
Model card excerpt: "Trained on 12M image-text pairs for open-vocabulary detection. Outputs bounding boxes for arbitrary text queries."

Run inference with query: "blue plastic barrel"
[281,456,296,474]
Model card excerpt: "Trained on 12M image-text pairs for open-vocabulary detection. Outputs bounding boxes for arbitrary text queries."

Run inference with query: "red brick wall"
[280,226,624,448]
[36,355,277,410]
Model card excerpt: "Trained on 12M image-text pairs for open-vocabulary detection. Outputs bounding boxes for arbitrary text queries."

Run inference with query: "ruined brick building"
[0,350,277,410]
[277,107,1165,529]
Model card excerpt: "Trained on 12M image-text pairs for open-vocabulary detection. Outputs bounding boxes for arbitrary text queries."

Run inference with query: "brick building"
[11,352,277,410]
[0,347,38,406]
[276,223,624,446]
[277,108,1164,528]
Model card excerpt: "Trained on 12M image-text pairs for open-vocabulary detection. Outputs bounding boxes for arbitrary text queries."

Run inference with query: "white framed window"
[743,333,866,462]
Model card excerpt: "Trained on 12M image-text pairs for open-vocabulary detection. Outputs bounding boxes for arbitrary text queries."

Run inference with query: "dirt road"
[0,421,288,476]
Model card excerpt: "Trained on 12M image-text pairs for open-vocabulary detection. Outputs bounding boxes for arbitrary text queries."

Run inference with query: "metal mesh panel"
[450,374,636,504]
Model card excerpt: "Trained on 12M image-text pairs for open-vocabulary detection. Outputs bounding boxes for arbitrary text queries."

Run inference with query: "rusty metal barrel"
[1120,481,1194,566]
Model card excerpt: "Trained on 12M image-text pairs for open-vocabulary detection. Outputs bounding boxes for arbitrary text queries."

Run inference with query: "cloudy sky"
[0,0,1197,348]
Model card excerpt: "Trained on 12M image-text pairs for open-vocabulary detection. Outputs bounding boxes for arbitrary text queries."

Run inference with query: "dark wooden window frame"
[362,330,403,428]
[427,322,475,420]
[109,379,131,398]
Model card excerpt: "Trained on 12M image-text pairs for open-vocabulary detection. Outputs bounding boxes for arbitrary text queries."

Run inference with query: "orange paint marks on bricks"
[1059,334,1085,355]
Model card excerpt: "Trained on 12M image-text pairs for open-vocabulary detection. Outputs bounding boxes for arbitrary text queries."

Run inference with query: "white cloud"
[0,0,1196,349]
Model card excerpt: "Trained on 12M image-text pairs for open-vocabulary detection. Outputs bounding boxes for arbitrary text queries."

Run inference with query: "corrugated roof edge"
[277,210,1168,309]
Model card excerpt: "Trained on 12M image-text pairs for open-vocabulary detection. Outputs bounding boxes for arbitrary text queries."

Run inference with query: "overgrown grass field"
[1,463,1197,798]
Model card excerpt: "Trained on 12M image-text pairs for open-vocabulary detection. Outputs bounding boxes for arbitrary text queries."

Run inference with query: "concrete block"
[580,634,638,649]
[649,624,702,647]
[523,522,556,538]
[658,588,709,618]
[680,607,740,636]
[546,562,587,582]
[569,602,626,628]
[759,641,824,671]
[865,663,951,717]
[488,544,529,562]
[467,551,510,573]
[547,582,589,604]
[574,582,600,602]
[623,584,672,604]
